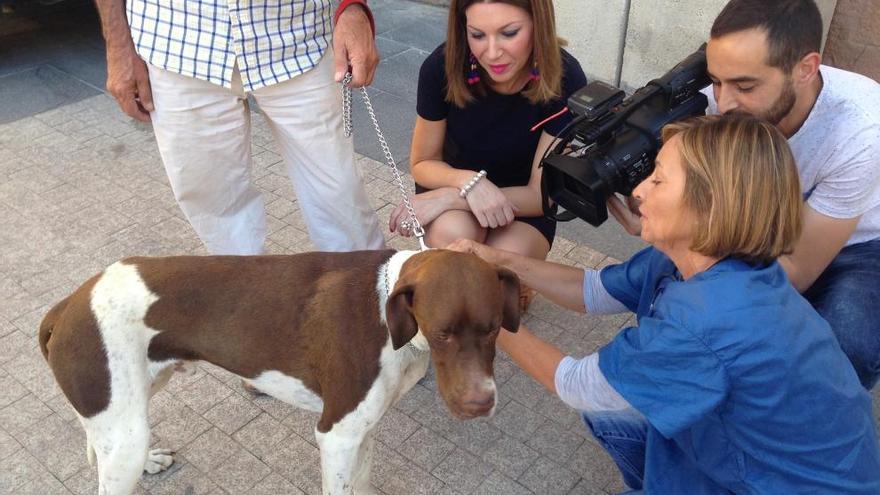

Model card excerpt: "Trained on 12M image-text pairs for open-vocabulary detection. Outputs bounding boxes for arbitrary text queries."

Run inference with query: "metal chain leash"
[342,72,428,250]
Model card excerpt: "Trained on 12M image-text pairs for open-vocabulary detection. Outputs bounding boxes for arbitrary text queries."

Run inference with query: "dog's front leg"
[315,427,377,495]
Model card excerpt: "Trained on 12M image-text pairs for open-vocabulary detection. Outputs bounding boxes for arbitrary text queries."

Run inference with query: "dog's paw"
[144,448,175,474]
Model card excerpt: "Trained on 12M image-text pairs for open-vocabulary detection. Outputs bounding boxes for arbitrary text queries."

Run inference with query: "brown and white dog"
[38,249,520,495]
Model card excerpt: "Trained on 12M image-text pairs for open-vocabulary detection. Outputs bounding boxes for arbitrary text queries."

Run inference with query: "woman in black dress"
[389,0,587,275]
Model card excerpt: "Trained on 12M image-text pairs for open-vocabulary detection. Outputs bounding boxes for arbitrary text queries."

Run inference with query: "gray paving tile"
[351,87,416,166]
[0,66,101,124]
[0,393,53,436]
[44,391,80,422]
[480,435,540,480]
[567,478,611,495]
[490,399,545,443]
[567,439,624,491]
[232,412,295,461]
[393,382,435,414]
[371,48,430,103]
[431,448,495,494]
[526,420,585,464]
[377,461,444,495]
[261,433,320,487]
[0,426,22,461]
[151,404,212,453]
[397,425,456,471]
[372,0,448,37]
[16,473,74,495]
[279,407,322,446]
[382,19,447,54]
[141,460,218,495]
[0,372,29,408]
[518,455,580,495]
[176,374,235,415]
[497,370,549,410]
[4,347,61,405]
[376,406,421,448]
[250,472,305,495]
[180,427,240,473]
[0,448,46,494]
[473,470,531,495]
[19,413,88,482]
[202,392,263,436]
[377,36,414,61]
[207,448,272,494]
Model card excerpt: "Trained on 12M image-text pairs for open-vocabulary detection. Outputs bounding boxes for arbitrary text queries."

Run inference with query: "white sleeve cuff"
[554,354,632,412]
[583,269,629,315]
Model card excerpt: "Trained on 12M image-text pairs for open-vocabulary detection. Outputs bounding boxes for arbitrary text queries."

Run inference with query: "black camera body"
[541,46,711,226]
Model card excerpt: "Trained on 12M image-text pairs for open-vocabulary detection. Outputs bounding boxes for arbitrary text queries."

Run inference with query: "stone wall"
[823,0,880,81]
[557,0,838,91]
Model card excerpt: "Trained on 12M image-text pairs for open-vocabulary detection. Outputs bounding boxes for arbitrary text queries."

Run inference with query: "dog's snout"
[463,391,494,408]
[459,387,496,417]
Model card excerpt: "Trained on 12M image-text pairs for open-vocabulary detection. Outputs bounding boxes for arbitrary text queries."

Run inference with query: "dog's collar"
[379,251,428,354]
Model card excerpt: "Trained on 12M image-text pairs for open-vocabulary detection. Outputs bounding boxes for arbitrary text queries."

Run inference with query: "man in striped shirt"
[94,0,385,254]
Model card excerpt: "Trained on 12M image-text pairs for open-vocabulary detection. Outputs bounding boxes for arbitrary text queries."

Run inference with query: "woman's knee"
[485,221,550,259]
[426,211,485,247]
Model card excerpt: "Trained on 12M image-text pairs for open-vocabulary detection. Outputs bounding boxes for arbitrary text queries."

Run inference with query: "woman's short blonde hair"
[445,0,564,107]
[662,115,802,265]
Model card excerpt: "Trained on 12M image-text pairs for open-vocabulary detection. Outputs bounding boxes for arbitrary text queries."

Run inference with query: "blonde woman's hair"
[662,115,802,265]
[445,0,564,107]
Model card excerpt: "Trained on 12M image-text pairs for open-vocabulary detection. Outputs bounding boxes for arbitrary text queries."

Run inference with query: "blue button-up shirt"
[127,0,333,91]
[598,247,880,493]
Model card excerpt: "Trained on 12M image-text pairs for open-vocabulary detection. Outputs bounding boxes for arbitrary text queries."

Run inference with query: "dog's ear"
[386,284,419,349]
[497,268,521,332]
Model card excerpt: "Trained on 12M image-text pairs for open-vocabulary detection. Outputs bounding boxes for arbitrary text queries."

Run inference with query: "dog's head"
[386,249,520,419]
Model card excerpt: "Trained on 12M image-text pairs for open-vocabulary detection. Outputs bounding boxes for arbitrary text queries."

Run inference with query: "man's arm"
[779,205,859,292]
[94,0,153,121]
[332,1,379,87]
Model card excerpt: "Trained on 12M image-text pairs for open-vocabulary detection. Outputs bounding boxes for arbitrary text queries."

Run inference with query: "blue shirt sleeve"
[599,247,655,313]
[598,315,729,438]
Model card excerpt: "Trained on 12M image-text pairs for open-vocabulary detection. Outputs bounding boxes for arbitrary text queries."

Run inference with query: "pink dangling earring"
[529,60,540,82]
[467,53,481,85]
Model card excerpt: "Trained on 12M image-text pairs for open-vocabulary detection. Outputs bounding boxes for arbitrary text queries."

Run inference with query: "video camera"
[541,46,711,226]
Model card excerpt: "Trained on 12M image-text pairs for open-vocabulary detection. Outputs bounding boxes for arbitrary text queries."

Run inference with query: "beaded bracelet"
[459,170,487,198]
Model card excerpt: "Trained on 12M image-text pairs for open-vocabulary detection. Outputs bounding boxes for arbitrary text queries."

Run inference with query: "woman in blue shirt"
[450,115,880,493]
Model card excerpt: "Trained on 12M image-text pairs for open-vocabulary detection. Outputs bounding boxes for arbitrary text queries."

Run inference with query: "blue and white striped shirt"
[127,0,333,91]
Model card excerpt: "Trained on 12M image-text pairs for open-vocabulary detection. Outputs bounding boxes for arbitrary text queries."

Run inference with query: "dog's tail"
[38,296,70,361]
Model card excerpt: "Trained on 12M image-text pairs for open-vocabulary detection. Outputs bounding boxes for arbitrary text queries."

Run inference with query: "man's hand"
[607,194,641,236]
[106,42,153,122]
[332,5,378,87]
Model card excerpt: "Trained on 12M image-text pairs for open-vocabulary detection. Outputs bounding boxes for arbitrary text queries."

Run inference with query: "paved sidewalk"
[0,1,877,494]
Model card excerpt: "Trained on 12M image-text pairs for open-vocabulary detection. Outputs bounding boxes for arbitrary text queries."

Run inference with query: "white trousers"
[147,55,385,254]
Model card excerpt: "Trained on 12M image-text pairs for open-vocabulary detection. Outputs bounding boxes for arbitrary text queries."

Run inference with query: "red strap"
[334,0,375,37]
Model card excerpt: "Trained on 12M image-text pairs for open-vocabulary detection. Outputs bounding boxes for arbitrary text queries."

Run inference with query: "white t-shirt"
[705,65,880,245]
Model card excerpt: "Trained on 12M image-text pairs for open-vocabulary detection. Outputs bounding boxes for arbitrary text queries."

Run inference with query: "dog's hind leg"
[80,409,151,495]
